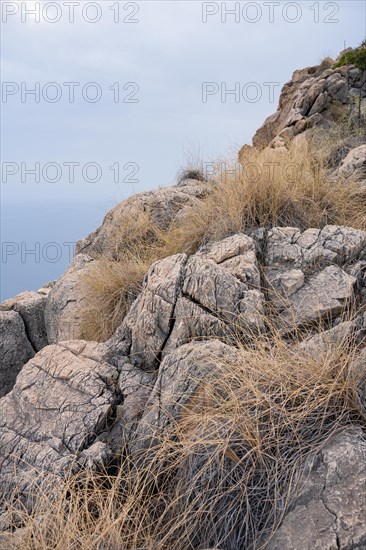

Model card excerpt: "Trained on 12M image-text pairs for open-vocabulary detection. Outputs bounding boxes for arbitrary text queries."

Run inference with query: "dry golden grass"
[163,141,365,254]
[79,139,366,342]
[3,327,366,549]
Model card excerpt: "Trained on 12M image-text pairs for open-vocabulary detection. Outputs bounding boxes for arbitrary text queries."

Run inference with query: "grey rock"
[264,429,366,550]
[251,59,365,149]
[129,340,241,456]
[258,225,366,330]
[338,144,366,186]
[278,265,355,329]
[75,179,214,259]
[116,362,156,442]
[0,311,34,397]
[0,290,49,352]
[109,253,188,369]
[44,254,95,343]
[264,225,366,269]
[107,234,265,369]
[0,340,118,507]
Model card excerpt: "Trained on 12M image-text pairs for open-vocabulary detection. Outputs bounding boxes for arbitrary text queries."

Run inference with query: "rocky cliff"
[1,47,366,550]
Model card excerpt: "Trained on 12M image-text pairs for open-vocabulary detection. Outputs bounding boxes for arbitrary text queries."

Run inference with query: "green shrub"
[333,42,366,71]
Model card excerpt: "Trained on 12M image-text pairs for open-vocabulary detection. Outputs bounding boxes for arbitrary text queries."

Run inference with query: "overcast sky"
[2,0,365,204]
[1,1,365,299]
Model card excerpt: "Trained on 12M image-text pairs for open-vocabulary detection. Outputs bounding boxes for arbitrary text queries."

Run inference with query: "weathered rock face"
[250,58,366,150]
[264,428,366,550]
[338,144,366,186]
[44,254,94,343]
[257,225,366,331]
[0,286,52,396]
[107,234,265,370]
[129,340,241,457]
[0,288,50,352]
[104,225,366,443]
[1,224,366,534]
[299,314,366,358]
[0,341,119,507]
[75,178,214,259]
[0,311,35,397]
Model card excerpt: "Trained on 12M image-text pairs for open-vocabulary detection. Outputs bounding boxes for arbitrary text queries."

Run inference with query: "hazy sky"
[2,0,365,203]
[1,0,365,298]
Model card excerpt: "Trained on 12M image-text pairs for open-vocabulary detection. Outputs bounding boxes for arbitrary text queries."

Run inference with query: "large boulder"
[337,144,366,186]
[264,428,366,550]
[0,341,119,509]
[44,254,94,343]
[0,311,35,397]
[107,234,265,370]
[256,225,366,331]
[76,179,214,259]
[0,288,50,352]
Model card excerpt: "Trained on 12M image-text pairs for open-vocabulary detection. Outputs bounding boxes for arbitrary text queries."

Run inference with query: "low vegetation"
[333,40,366,71]
[3,327,366,549]
[80,139,366,341]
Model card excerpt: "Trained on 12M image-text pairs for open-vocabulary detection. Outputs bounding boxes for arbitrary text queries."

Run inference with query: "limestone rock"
[338,144,366,186]
[299,316,366,358]
[75,179,214,259]
[44,254,95,343]
[107,234,264,370]
[265,429,366,550]
[278,265,356,329]
[109,253,188,369]
[0,289,49,352]
[0,340,119,507]
[252,59,366,149]
[258,225,366,330]
[263,225,366,269]
[129,340,241,456]
[0,311,35,397]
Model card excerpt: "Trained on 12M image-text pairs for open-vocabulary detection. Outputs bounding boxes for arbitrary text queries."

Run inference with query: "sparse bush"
[333,42,366,71]
[3,328,366,549]
[177,168,206,185]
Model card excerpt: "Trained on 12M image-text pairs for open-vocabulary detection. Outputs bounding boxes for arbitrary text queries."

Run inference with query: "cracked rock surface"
[250,59,366,150]
[129,340,240,457]
[0,289,49,352]
[265,428,366,550]
[44,254,95,344]
[257,225,366,331]
[107,234,265,369]
[0,340,118,507]
[0,311,35,398]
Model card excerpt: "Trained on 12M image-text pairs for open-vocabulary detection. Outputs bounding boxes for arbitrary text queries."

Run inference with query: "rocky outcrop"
[338,144,366,186]
[129,340,240,457]
[250,57,366,150]
[44,254,94,343]
[256,225,366,330]
[1,48,366,549]
[76,178,213,259]
[107,233,265,370]
[0,341,119,508]
[0,311,35,397]
[0,288,50,352]
[0,286,52,396]
[43,179,214,345]
[264,428,366,550]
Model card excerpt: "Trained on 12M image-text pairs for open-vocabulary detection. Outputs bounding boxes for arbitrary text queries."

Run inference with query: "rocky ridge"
[1,49,366,549]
